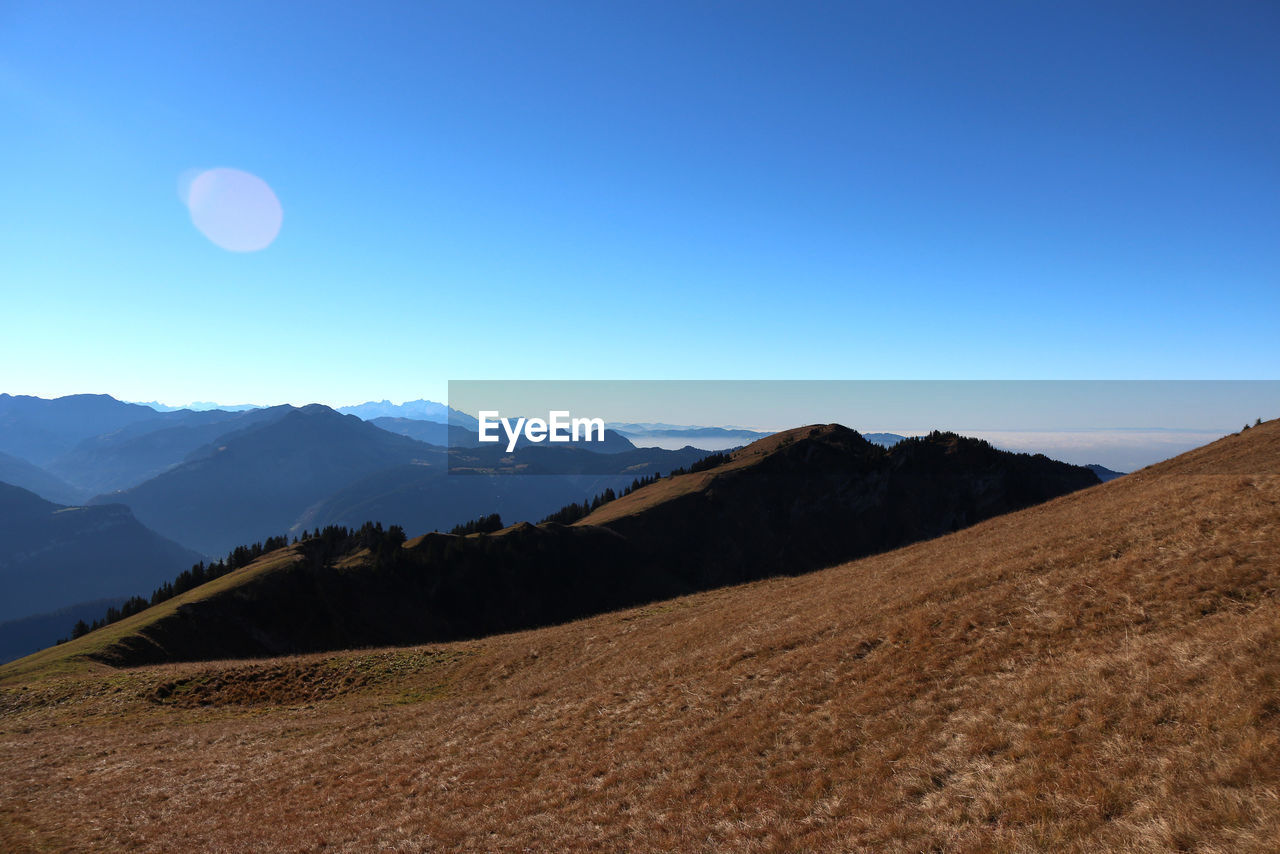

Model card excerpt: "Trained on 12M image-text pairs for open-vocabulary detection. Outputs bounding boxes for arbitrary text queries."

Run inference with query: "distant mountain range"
[0,393,164,465]
[99,406,708,555]
[613,424,770,440]
[0,396,715,644]
[610,426,912,451]
[132,401,262,412]
[47,406,292,496]
[338,399,478,427]
[611,423,767,449]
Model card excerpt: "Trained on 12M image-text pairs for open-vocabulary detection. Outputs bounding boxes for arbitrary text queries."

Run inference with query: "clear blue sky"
[2,1,1277,407]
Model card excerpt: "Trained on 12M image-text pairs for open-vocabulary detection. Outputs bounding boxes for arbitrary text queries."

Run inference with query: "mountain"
[615,424,772,446]
[82,403,697,557]
[0,393,162,465]
[132,401,262,412]
[616,425,770,440]
[339,399,477,426]
[616,425,912,452]
[6,422,1277,851]
[369,417,479,447]
[45,406,292,495]
[1087,463,1126,482]
[611,421,765,434]
[0,449,85,505]
[96,405,435,555]
[572,428,637,454]
[0,394,291,494]
[0,481,202,623]
[577,426,1099,587]
[47,426,1096,665]
[292,441,711,536]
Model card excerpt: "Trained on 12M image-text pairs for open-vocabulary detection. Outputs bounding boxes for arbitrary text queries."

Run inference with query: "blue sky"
[2,1,1277,407]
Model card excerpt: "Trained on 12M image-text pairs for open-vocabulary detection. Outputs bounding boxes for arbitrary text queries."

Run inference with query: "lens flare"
[183,167,282,252]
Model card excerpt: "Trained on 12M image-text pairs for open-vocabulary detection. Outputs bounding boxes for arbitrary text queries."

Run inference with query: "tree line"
[60,523,409,643]
[449,513,503,535]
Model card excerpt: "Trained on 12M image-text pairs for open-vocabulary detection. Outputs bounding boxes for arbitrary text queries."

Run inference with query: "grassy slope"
[3,422,1088,674]
[1,422,1279,851]
[0,548,301,685]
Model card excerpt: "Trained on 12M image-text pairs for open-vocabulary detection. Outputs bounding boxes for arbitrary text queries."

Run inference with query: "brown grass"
[2,422,1280,852]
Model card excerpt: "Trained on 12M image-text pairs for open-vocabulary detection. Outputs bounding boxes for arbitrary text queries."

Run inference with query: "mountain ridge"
[0,481,202,625]
[19,424,1098,669]
[93,405,435,555]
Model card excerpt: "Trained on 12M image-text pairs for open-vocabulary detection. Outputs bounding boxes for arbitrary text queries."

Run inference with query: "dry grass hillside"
[1,421,1278,852]
[0,424,1096,672]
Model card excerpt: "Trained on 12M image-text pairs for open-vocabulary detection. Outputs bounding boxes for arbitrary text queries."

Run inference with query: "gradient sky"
[2,1,1277,407]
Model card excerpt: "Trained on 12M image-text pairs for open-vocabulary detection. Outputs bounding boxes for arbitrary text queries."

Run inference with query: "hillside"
[0,482,202,624]
[21,426,1096,669]
[1,421,1277,851]
[0,449,84,505]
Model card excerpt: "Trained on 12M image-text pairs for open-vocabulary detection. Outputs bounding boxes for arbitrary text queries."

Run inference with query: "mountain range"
[47,406,291,496]
[0,393,1107,660]
[338,399,478,426]
[0,395,716,650]
[92,405,709,556]
[0,393,163,466]
[33,425,1098,666]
